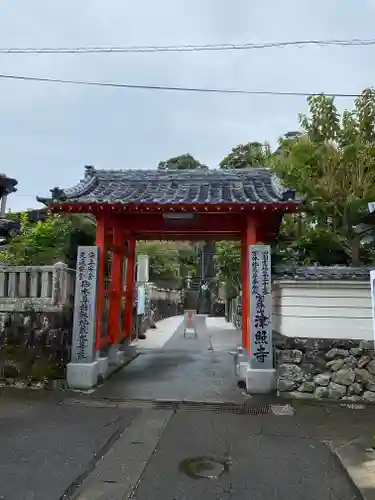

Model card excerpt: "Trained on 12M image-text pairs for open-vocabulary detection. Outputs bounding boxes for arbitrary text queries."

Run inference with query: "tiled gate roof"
[37,166,301,207]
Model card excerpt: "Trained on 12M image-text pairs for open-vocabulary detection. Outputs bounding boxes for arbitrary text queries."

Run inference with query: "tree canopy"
[274,88,375,266]
[0,213,95,267]
[220,141,272,169]
[216,87,375,293]
[6,87,375,295]
[136,240,196,288]
[158,153,208,171]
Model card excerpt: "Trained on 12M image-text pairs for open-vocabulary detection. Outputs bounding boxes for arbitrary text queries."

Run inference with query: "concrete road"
[95,317,246,402]
[0,396,139,500]
[69,400,364,500]
[0,391,369,500]
[134,410,359,500]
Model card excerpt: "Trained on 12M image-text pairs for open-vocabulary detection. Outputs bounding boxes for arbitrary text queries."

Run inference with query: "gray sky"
[1,0,375,211]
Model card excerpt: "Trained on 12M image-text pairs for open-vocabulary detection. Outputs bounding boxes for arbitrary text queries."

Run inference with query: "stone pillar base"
[96,356,109,377]
[108,344,125,366]
[122,343,136,358]
[232,347,249,380]
[245,368,276,394]
[238,361,250,380]
[67,361,99,390]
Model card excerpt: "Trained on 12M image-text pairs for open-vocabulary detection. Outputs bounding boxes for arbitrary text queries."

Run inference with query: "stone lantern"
[0,173,17,217]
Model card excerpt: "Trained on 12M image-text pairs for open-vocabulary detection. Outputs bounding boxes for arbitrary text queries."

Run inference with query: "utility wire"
[0,72,362,97]
[0,38,374,54]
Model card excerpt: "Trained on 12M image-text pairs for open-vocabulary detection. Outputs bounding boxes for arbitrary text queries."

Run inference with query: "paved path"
[95,316,245,402]
[0,317,371,499]
[130,315,184,349]
[1,390,372,499]
[0,393,139,500]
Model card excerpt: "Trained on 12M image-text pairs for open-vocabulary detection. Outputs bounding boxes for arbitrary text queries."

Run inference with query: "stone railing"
[0,262,75,312]
[0,263,182,387]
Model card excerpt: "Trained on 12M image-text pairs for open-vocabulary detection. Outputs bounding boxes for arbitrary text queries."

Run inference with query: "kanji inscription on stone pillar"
[71,246,99,363]
[249,245,273,370]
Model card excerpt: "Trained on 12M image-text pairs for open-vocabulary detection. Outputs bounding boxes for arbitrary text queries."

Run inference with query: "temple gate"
[38,165,300,390]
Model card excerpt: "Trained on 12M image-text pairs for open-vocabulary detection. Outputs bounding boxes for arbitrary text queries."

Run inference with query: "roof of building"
[273,266,370,281]
[37,165,301,208]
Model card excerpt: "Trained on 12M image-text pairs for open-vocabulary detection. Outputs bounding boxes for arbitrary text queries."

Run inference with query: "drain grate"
[62,397,271,414]
[152,400,271,415]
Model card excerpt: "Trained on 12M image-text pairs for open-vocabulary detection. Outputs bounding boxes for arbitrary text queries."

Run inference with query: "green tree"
[216,141,273,295]
[215,242,240,298]
[274,88,375,265]
[158,153,208,171]
[220,141,272,169]
[0,213,95,266]
[136,240,196,287]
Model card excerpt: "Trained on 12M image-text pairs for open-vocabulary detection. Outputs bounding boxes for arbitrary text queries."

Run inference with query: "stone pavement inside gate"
[1,389,373,500]
[95,315,245,403]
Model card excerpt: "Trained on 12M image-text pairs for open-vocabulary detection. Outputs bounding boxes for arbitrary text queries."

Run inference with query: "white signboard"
[71,246,99,363]
[137,255,149,283]
[137,284,146,315]
[249,245,273,370]
[371,270,375,341]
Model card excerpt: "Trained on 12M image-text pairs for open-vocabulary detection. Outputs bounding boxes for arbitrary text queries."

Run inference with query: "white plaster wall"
[272,280,373,340]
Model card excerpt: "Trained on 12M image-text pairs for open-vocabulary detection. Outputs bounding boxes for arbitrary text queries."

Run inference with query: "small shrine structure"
[38,165,301,388]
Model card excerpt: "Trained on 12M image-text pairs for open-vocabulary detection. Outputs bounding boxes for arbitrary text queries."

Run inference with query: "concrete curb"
[326,438,375,500]
[278,393,373,408]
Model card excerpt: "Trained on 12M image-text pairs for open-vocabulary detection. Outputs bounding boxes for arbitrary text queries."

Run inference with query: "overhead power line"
[0,72,362,98]
[0,38,374,54]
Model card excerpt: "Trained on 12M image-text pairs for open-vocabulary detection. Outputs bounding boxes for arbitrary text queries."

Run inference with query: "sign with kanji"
[71,246,99,364]
[249,245,273,370]
[137,285,146,315]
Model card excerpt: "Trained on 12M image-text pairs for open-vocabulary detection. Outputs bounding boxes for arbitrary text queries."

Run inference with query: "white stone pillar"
[66,246,103,390]
[245,244,276,394]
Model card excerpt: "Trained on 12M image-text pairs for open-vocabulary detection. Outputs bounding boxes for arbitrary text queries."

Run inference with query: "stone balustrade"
[0,262,75,312]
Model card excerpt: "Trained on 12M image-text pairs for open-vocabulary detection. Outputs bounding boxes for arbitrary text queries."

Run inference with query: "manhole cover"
[179,456,229,479]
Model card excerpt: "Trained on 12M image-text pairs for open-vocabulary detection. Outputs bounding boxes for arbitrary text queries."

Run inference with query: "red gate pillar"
[108,227,124,346]
[241,216,258,353]
[124,238,136,338]
[95,216,106,354]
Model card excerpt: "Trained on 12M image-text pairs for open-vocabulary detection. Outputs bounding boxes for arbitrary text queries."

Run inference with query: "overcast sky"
[1,0,375,211]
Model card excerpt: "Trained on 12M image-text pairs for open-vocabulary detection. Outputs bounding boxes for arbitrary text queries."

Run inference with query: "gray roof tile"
[38,166,302,207]
[273,266,371,281]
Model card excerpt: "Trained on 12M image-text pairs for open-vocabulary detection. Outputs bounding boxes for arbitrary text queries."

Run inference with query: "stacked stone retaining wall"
[274,333,375,402]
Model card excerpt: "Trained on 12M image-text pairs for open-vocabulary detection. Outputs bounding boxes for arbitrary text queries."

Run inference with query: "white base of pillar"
[237,361,250,380]
[245,368,276,394]
[66,361,99,390]
[108,344,125,366]
[233,348,250,380]
[122,343,136,358]
[96,356,109,377]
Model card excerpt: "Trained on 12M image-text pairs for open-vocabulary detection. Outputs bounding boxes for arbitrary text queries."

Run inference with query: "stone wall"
[274,332,375,402]
[0,308,72,389]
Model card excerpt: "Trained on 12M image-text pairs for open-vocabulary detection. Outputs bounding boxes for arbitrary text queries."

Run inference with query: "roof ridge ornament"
[282,189,296,201]
[50,187,67,201]
[84,165,96,177]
